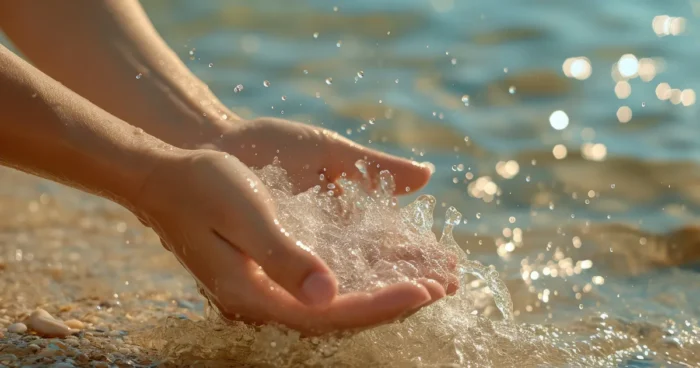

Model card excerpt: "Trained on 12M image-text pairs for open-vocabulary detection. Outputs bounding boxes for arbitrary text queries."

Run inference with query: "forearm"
[0,0,233,149]
[0,45,182,209]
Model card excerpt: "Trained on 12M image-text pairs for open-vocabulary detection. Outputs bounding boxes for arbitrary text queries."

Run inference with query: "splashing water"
[132,161,567,367]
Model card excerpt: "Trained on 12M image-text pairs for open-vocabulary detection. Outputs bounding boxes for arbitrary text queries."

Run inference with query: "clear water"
[3,0,700,366]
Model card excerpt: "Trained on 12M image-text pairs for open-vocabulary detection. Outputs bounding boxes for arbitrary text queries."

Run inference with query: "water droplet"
[336,41,342,47]
[135,73,142,79]
[368,118,375,124]
[208,63,214,68]
[461,95,470,106]
[325,78,333,85]
[263,80,270,87]
[281,96,287,101]
[313,32,319,39]
[405,186,411,192]
[357,71,364,78]
[641,102,646,107]
[234,84,244,93]
[303,70,309,75]
[509,86,516,94]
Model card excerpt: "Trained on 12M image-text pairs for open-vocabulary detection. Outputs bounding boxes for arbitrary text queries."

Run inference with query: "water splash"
[133,160,537,366]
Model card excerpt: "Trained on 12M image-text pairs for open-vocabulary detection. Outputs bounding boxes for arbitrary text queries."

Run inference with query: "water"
[3,0,700,366]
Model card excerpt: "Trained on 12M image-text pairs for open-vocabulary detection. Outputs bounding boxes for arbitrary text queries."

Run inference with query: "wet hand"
[208,117,434,196]
[133,148,442,335]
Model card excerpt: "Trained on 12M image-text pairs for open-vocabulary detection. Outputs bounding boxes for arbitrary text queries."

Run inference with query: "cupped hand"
[208,117,433,195]
[133,145,444,335]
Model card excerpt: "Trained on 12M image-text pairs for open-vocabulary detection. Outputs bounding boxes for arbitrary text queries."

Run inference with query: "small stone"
[106,343,117,351]
[7,322,27,333]
[54,363,75,368]
[64,319,85,330]
[0,354,18,364]
[0,331,3,338]
[77,353,89,363]
[94,362,110,368]
[39,348,57,357]
[28,309,76,338]
[118,347,130,355]
[28,343,40,352]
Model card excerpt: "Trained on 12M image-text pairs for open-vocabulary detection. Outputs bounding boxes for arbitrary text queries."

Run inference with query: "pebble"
[93,362,109,368]
[28,309,76,337]
[7,322,28,333]
[54,363,76,368]
[38,348,57,357]
[64,319,85,330]
[0,354,18,364]
[0,331,4,338]
[28,343,40,352]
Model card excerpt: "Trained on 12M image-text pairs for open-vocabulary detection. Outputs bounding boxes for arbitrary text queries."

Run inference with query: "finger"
[266,281,432,335]
[324,135,432,195]
[396,278,447,321]
[216,188,338,307]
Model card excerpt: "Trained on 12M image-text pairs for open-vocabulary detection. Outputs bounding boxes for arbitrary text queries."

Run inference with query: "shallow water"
[3,0,700,366]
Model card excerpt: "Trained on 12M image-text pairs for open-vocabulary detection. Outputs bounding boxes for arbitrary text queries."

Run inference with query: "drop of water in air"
[263,80,270,87]
[135,73,142,79]
[234,84,244,93]
[357,71,364,78]
[313,32,319,39]
[461,95,470,106]
[208,63,214,68]
[509,86,516,94]
[325,78,333,85]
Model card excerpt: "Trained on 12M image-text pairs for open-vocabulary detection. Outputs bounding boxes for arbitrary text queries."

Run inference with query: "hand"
[133,147,445,335]
[207,117,434,195]
[213,117,460,293]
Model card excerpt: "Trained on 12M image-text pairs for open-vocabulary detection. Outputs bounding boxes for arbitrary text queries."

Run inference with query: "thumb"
[217,197,338,306]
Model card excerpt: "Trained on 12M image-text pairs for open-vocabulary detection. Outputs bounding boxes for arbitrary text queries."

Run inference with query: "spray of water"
[133,161,567,367]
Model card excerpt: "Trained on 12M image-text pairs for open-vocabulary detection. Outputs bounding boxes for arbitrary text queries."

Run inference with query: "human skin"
[0,1,455,334]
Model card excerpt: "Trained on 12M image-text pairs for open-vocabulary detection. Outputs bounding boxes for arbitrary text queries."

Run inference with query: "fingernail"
[301,272,337,306]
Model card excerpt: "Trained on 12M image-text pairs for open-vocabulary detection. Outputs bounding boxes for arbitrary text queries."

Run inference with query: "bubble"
[263,80,271,87]
[325,78,333,85]
[549,110,569,130]
[461,95,470,106]
[135,73,142,79]
[281,96,287,101]
[208,63,214,68]
[508,86,516,94]
[234,84,244,93]
[313,32,319,39]
[357,71,364,78]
